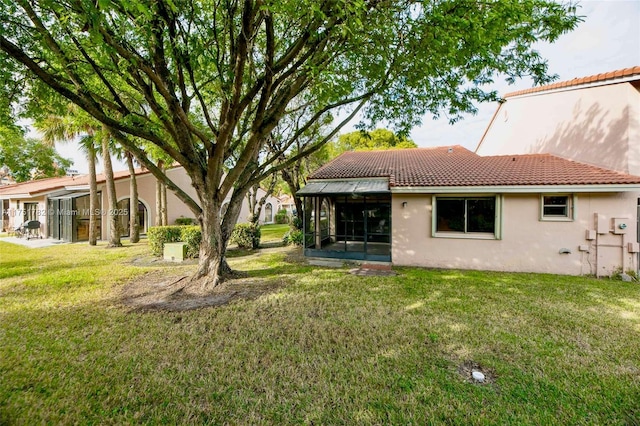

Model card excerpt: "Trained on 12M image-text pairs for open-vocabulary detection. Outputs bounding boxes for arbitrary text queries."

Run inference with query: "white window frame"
[540,194,576,222]
[431,194,503,240]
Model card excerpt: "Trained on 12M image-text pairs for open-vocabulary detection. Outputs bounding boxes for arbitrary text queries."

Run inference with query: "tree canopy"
[329,129,417,156]
[0,0,580,288]
[0,125,70,182]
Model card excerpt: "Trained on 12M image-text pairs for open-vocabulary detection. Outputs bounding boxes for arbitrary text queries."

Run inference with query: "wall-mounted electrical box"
[596,214,608,234]
[628,242,639,253]
[585,230,596,241]
[612,218,629,234]
[578,245,590,252]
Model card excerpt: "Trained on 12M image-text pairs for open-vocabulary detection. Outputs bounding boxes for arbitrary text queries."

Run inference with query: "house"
[298,146,640,277]
[475,66,640,174]
[0,167,280,240]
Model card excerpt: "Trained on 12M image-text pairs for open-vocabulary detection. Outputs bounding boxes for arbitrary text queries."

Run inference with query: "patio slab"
[1,236,70,248]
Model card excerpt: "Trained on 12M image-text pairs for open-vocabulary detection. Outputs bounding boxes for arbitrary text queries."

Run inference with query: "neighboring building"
[298,146,640,277]
[475,66,640,174]
[0,167,280,241]
[278,195,296,216]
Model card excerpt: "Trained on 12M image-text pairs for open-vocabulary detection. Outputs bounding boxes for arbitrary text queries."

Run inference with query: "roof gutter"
[391,184,640,194]
[0,193,33,199]
[505,75,640,100]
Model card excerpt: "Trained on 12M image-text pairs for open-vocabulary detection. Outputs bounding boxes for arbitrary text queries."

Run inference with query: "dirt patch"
[119,270,287,312]
[458,360,497,385]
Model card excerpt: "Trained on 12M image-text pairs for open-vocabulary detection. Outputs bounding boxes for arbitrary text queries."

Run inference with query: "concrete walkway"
[1,236,70,248]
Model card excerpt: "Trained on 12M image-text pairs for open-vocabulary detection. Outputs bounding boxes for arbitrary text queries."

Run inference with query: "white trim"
[431,195,502,240]
[539,193,576,222]
[505,75,640,100]
[308,177,389,183]
[64,185,90,191]
[0,193,32,199]
[393,184,640,194]
[116,195,151,234]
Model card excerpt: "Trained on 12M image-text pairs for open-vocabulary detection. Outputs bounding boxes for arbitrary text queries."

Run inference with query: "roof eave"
[0,193,32,199]
[391,184,640,194]
[505,74,640,99]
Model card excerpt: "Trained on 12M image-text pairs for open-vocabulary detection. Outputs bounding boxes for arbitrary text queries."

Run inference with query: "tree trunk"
[281,169,304,228]
[246,184,259,225]
[87,144,99,246]
[101,130,122,247]
[125,151,140,243]
[183,183,247,292]
[190,197,240,291]
[155,160,164,226]
[161,182,168,226]
[155,179,162,226]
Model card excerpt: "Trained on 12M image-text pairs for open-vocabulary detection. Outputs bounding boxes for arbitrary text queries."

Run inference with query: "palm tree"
[125,151,140,243]
[100,125,122,247]
[37,114,101,245]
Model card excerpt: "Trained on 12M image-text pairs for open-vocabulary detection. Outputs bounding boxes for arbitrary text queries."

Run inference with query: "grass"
[260,223,290,243]
[1,240,639,424]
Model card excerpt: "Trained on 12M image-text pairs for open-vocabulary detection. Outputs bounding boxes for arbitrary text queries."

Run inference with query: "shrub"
[180,226,202,258]
[274,209,289,224]
[231,223,261,249]
[175,217,196,226]
[291,216,303,231]
[149,223,262,257]
[283,229,303,246]
[147,226,184,256]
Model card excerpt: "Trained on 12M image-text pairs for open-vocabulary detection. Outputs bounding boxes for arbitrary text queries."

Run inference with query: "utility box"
[164,242,187,262]
[585,230,596,241]
[612,218,629,234]
[596,214,608,234]
[628,242,639,253]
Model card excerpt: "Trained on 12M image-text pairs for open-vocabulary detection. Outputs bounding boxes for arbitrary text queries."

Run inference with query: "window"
[434,196,498,238]
[541,195,573,220]
[23,202,39,222]
[264,203,273,223]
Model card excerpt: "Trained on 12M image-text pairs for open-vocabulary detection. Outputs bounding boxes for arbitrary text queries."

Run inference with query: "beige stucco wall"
[476,82,640,175]
[6,197,48,233]
[392,192,638,276]
[109,167,281,240]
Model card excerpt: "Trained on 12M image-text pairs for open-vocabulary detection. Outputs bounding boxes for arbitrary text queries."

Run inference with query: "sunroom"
[297,179,391,262]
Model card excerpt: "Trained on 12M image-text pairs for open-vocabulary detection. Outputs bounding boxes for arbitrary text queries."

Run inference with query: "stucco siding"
[112,167,281,229]
[7,197,47,232]
[392,192,638,276]
[476,83,640,175]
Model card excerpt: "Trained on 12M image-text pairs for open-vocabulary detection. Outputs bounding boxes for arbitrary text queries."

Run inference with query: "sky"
[55,0,640,173]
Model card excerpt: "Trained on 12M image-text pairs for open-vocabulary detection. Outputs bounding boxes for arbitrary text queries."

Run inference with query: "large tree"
[0,0,580,290]
[330,128,417,155]
[0,125,70,182]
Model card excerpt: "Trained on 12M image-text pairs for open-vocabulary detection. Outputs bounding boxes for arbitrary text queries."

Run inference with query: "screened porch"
[298,179,391,262]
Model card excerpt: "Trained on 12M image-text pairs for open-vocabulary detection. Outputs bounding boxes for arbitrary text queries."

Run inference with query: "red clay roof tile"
[0,168,151,196]
[308,146,640,187]
[504,66,640,98]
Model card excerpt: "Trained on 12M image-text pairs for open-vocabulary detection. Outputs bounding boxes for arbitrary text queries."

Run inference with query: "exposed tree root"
[119,269,283,312]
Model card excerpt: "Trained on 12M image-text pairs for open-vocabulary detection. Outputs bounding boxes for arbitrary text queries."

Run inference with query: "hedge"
[147,225,200,258]
[174,217,196,226]
[148,223,261,257]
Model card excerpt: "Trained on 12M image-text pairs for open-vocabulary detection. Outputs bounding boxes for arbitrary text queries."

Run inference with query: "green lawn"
[1,240,639,424]
[260,223,290,243]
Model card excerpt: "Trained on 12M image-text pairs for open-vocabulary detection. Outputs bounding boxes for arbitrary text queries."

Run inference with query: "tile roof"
[505,66,640,98]
[308,146,640,187]
[0,168,150,197]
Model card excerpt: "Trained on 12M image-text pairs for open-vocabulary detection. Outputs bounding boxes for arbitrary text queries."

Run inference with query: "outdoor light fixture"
[402,202,408,208]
